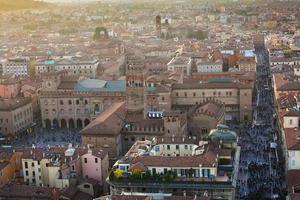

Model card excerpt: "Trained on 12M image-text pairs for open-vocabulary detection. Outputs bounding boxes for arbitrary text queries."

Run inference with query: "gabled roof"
[284,128,300,150]
[278,82,300,91]
[81,102,126,136]
[284,110,300,117]
[74,79,126,92]
[288,170,300,194]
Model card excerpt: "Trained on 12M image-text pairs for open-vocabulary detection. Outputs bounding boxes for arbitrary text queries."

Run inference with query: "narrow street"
[236,46,286,199]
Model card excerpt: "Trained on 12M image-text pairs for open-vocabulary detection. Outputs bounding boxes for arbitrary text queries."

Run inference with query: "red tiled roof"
[81,102,126,136]
[288,170,300,194]
[284,128,300,150]
[131,140,220,168]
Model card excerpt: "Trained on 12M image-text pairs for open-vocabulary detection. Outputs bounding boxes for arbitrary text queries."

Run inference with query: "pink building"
[0,79,20,98]
[81,149,109,193]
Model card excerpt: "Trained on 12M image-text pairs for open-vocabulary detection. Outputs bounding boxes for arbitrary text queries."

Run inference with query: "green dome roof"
[209,124,237,142]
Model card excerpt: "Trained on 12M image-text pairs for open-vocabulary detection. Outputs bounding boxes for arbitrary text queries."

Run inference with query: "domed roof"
[209,124,237,142]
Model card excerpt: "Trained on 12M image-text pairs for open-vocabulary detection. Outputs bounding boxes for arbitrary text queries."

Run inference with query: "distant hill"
[0,0,47,10]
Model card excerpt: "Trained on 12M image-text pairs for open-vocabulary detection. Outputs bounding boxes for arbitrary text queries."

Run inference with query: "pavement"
[236,47,286,199]
[11,126,81,148]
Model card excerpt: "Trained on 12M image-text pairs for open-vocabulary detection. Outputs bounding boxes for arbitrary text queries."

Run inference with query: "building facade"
[36,58,99,78]
[0,58,29,77]
[0,98,33,138]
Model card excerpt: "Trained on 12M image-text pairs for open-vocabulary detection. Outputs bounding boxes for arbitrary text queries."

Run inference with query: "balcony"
[108,170,233,190]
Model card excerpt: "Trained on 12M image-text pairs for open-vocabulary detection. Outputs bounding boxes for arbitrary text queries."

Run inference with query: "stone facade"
[172,80,253,123]
[0,98,33,137]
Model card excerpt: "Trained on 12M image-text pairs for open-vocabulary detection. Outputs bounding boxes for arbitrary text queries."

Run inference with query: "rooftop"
[0,183,57,199]
[0,97,31,111]
[209,124,237,142]
[81,102,126,136]
[74,79,126,92]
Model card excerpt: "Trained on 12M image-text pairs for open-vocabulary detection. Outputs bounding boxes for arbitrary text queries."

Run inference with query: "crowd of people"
[12,127,81,148]
[236,48,286,199]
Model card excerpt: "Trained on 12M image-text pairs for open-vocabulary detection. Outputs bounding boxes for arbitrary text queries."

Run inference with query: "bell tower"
[125,53,146,113]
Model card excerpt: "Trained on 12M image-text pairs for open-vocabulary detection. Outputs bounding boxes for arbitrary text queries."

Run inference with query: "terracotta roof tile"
[81,102,126,136]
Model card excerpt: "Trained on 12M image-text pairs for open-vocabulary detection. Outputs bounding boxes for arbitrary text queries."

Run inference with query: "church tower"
[125,53,146,113]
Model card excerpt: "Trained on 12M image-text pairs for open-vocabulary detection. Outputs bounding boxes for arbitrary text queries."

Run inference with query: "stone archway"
[61,119,67,128]
[77,119,83,129]
[52,119,59,129]
[84,119,90,127]
[44,119,51,129]
[69,119,75,129]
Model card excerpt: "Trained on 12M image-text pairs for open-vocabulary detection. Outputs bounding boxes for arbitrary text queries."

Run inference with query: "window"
[185,145,188,150]
[201,128,208,134]
[84,100,88,105]
[32,171,35,176]
[68,100,72,105]
[164,168,168,174]
[95,158,98,163]
[181,169,185,176]
[176,145,179,150]
[184,92,187,97]
[84,158,87,163]
[24,162,28,169]
[25,170,28,176]
[292,151,296,157]
[152,168,156,175]
[76,100,79,105]
[193,92,196,97]
[290,119,293,125]
[32,162,34,167]
[167,145,170,150]
[84,184,90,189]
[60,100,64,105]
[175,92,178,97]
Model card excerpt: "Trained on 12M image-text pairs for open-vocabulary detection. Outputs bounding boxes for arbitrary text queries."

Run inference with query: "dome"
[209,124,237,142]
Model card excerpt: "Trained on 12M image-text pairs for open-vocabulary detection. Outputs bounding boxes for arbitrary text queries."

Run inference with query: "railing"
[108,178,233,189]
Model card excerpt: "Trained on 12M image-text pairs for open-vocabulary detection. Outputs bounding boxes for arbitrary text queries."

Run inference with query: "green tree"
[93,27,108,40]
[28,60,36,77]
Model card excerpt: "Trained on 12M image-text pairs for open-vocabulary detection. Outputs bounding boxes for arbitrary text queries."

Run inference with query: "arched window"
[94,104,100,113]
